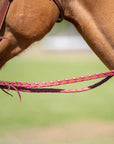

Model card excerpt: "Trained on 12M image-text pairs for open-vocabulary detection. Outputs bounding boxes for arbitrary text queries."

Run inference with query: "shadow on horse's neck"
[63,0,114,69]
[0,23,5,41]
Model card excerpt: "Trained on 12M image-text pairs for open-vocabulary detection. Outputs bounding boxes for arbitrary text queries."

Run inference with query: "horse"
[0,0,114,70]
[63,0,114,70]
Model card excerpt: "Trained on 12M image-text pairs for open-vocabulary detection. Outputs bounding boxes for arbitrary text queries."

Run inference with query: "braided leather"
[0,70,114,100]
[0,0,13,40]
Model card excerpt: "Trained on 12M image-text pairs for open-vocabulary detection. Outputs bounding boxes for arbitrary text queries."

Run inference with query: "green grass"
[0,55,114,134]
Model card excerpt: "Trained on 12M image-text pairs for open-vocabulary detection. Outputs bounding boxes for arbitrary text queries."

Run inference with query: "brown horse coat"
[62,0,114,69]
[0,0,59,67]
[0,0,114,69]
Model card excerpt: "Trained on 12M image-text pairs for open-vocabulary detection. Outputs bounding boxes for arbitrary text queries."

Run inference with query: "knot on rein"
[0,70,114,101]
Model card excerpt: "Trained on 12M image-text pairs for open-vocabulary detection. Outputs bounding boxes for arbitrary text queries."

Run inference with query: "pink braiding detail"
[0,70,114,99]
[89,75,93,80]
[103,72,108,76]
[73,77,77,83]
[80,76,85,81]
[0,70,114,89]
[65,79,70,84]
[8,70,112,88]
[96,73,100,78]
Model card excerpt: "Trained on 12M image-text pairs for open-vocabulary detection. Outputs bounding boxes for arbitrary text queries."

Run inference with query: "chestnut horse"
[0,0,114,69]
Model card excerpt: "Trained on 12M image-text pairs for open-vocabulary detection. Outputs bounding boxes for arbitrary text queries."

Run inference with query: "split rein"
[0,1,114,100]
[0,70,114,101]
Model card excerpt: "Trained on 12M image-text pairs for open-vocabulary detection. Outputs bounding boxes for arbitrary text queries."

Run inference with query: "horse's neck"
[63,0,114,69]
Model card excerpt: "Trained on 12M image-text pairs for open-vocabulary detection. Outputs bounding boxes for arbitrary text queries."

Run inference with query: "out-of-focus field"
[0,50,114,144]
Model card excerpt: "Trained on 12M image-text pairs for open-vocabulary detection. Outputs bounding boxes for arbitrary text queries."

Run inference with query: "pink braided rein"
[0,70,114,101]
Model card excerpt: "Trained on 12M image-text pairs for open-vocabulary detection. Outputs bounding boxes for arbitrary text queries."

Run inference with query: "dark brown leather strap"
[53,0,64,22]
[0,0,10,30]
[0,0,13,39]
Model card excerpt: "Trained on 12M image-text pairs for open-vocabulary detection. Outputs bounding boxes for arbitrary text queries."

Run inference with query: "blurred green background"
[0,21,114,144]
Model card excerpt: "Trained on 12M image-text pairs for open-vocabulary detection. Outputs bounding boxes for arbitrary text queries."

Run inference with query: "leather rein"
[0,0,13,40]
[0,71,114,101]
[0,0,114,100]
[53,0,64,22]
